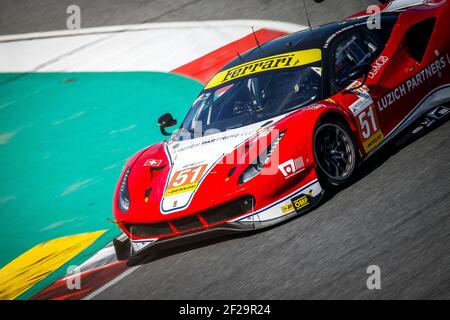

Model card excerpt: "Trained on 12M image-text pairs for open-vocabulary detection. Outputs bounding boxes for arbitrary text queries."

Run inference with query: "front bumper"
[113,179,324,260]
[113,221,253,260]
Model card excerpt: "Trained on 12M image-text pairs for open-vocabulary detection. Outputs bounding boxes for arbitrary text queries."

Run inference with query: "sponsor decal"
[165,183,198,197]
[355,103,384,153]
[323,22,366,49]
[378,54,450,111]
[412,105,450,134]
[164,164,208,197]
[363,129,384,152]
[143,159,162,167]
[347,82,373,116]
[281,202,294,214]
[346,81,384,153]
[291,194,309,212]
[204,49,322,89]
[278,157,304,178]
[175,131,253,153]
[368,55,388,79]
[378,83,407,112]
[282,188,315,214]
[304,103,325,111]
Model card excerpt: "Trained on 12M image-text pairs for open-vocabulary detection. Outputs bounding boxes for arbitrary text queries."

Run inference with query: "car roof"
[221,13,400,71]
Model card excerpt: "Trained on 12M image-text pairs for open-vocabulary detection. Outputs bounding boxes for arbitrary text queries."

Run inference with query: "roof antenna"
[251,26,262,49]
[302,0,313,31]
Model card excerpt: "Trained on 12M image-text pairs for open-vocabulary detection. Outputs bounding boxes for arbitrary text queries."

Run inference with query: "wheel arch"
[316,110,356,132]
[315,109,362,155]
[311,108,362,186]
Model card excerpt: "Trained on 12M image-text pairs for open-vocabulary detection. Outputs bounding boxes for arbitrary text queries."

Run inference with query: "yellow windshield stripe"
[205,49,322,89]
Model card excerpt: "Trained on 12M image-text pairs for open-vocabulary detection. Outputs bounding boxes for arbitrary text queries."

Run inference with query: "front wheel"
[313,120,359,187]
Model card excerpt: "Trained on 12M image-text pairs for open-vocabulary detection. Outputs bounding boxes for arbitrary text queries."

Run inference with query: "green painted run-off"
[0,72,202,299]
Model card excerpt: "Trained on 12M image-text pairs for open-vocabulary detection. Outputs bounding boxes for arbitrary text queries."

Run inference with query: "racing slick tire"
[313,119,359,187]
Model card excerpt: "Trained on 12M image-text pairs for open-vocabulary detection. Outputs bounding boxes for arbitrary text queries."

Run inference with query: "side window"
[369,15,398,46]
[404,18,435,63]
[333,31,380,89]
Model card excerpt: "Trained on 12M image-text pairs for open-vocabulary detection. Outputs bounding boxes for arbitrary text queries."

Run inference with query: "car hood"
[123,113,290,222]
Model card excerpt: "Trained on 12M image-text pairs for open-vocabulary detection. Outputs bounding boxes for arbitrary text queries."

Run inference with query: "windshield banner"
[205,49,321,89]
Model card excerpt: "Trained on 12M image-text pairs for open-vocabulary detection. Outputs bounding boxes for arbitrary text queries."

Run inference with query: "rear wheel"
[313,120,358,186]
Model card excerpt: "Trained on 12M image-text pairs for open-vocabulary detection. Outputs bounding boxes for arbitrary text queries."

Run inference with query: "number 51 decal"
[356,105,384,153]
[165,164,208,197]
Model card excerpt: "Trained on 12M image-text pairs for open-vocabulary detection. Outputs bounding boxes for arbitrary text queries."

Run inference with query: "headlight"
[118,167,131,212]
[239,131,285,184]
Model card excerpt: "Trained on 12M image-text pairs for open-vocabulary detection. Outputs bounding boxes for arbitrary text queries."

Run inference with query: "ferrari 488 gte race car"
[113,0,450,259]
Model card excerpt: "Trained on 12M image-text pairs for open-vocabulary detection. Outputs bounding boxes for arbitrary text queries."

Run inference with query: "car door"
[329,29,387,155]
[370,17,437,137]
[329,15,439,155]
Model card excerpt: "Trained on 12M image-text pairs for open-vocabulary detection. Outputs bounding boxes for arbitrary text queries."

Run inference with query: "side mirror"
[157,113,177,136]
[343,63,372,94]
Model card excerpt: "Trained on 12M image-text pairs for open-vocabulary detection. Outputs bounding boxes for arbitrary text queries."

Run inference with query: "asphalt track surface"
[1,0,372,35]
[97,120,450,300]
[2,0,449,299]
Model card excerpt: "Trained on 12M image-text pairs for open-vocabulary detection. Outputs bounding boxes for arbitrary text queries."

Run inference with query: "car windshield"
[178,65,322,137]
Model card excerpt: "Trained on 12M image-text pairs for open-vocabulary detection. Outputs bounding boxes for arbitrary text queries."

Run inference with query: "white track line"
[0,20,303,42]
[82,265,141,300]
[0,20,305,73]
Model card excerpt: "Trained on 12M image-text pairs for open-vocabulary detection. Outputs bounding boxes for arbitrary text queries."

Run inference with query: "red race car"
[113,0,450,259]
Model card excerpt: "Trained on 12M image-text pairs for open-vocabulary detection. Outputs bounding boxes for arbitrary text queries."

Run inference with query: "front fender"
[273,102,358,169]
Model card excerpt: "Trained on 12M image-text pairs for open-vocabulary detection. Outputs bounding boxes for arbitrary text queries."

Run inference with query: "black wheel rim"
[314,123,356,181]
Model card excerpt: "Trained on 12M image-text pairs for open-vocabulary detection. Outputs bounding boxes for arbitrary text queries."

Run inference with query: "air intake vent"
[201,195,254,224]
[126,222,172,237]
[172,215,203,232]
